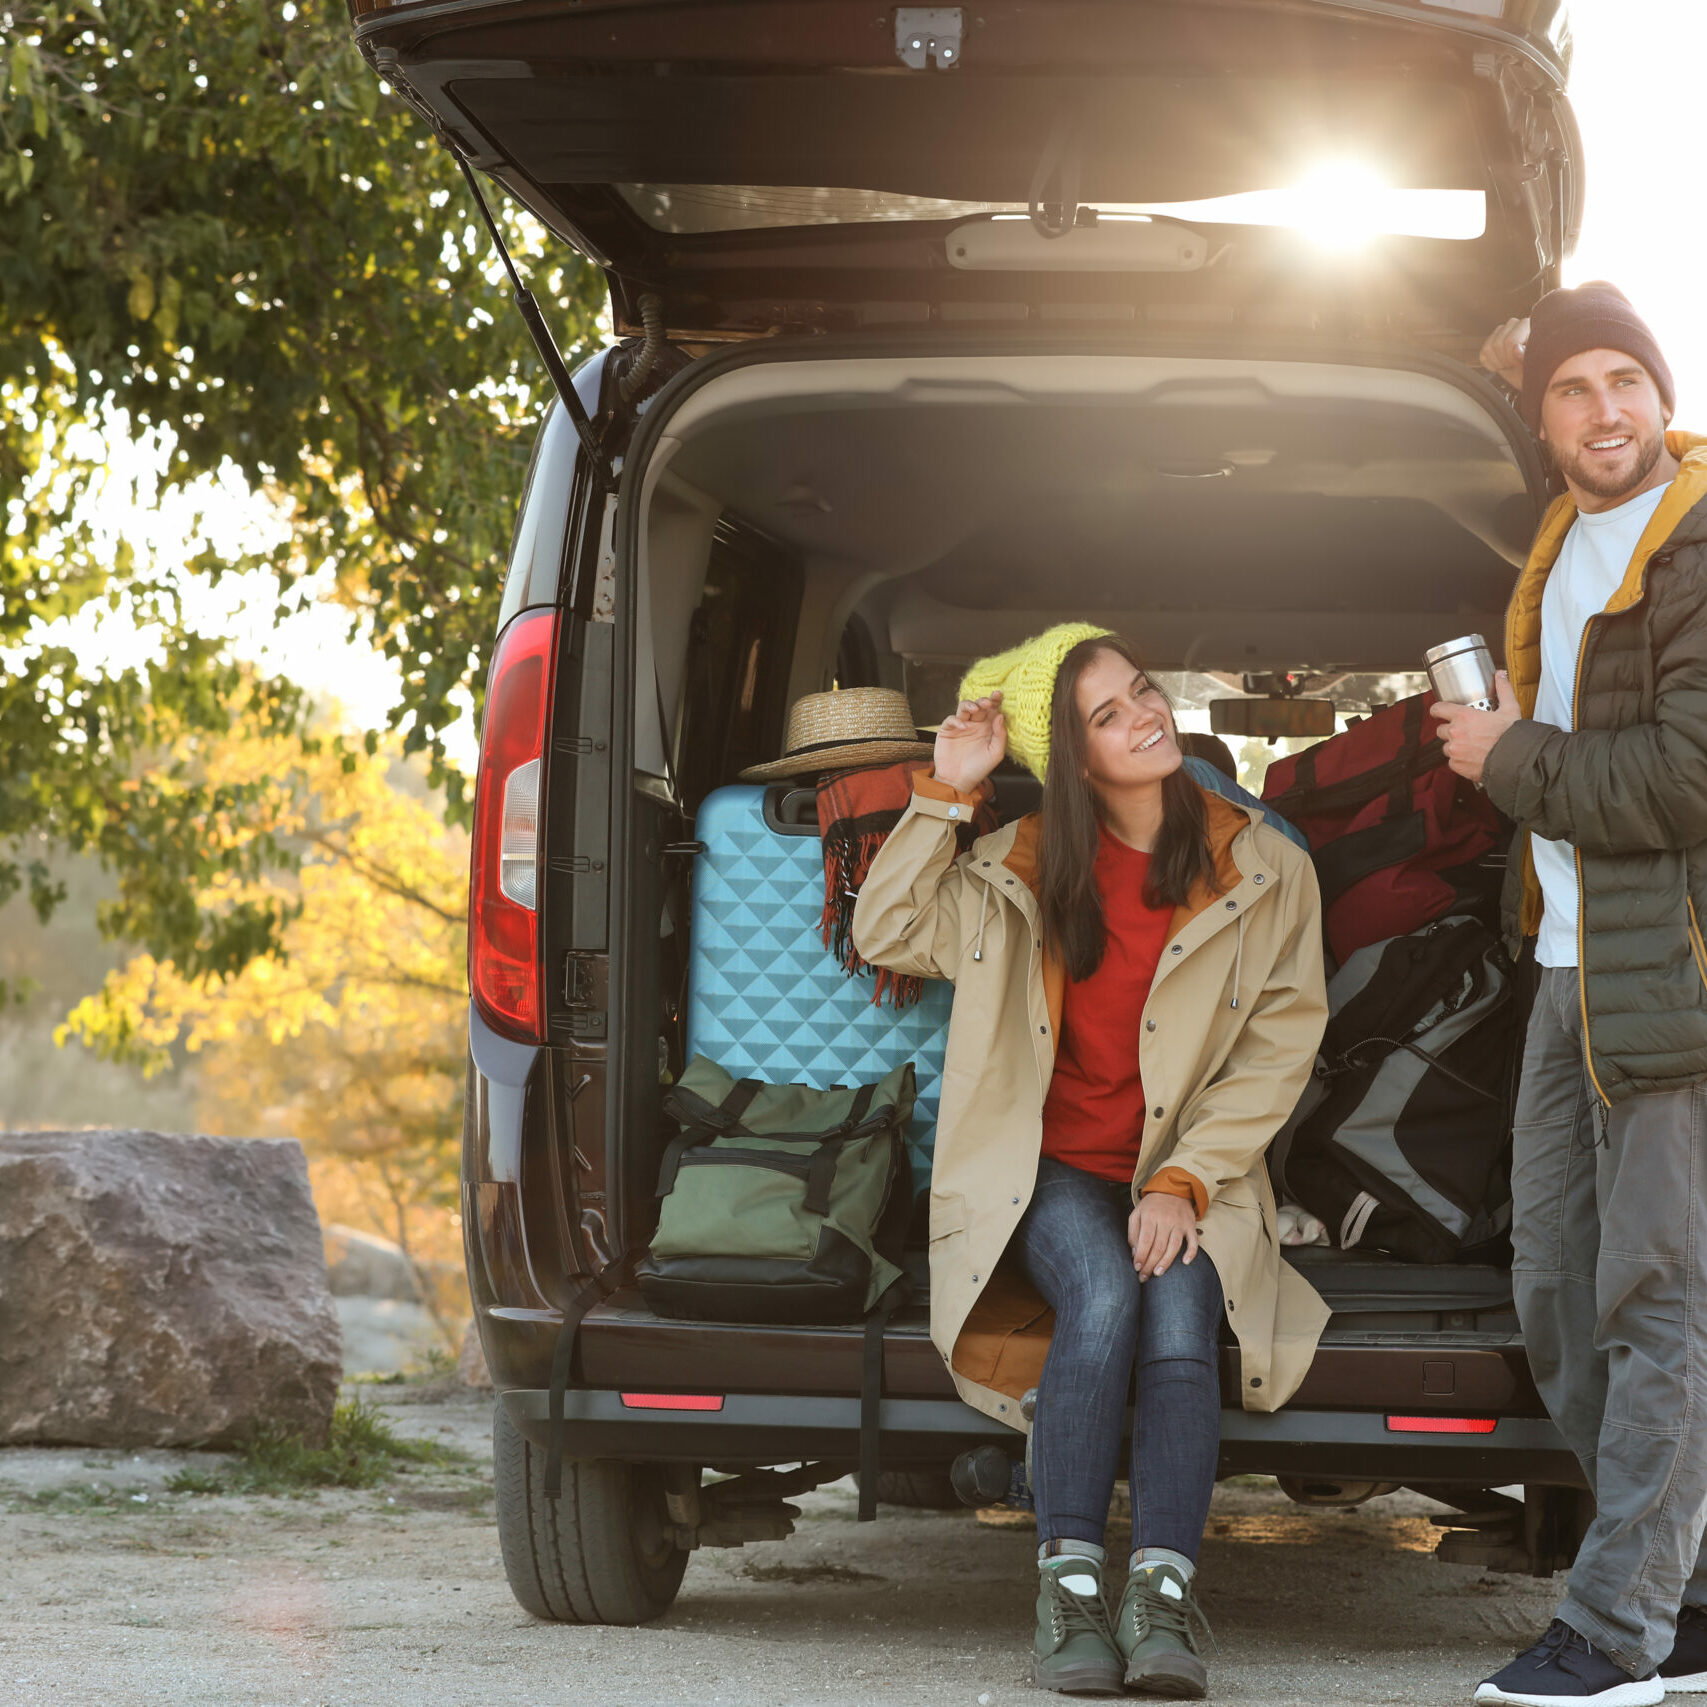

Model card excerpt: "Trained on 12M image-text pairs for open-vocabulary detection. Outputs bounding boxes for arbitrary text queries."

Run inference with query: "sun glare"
[1124,165,1487,247]
[1290,162,1393,249]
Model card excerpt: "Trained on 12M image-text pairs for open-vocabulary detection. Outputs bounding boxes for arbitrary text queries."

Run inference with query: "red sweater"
[1040,827,1175,1183]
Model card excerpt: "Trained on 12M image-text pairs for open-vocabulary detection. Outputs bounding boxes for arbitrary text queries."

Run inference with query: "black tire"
[870,1465,962,1510]
[491,1402,689,1624]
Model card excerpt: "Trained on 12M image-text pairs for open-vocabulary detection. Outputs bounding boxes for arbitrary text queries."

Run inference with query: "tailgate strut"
[452,153,606,471]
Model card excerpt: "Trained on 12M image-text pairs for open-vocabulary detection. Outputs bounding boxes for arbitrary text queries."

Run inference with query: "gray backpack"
[1280,915,1519,1263]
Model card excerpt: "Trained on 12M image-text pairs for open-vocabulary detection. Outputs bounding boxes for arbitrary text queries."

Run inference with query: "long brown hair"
[1039,636,1215,982]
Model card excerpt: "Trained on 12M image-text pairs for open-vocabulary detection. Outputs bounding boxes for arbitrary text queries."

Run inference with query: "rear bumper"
[500,1386,1582,1487]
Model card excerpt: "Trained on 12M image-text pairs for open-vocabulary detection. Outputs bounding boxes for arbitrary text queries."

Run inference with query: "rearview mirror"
[1209,697,1336,740]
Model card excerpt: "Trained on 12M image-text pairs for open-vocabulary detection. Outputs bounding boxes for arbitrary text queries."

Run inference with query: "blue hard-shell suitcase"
[684,785,953,1197]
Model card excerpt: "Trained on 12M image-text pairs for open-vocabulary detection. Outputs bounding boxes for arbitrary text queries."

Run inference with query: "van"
[347,0,1587,1623]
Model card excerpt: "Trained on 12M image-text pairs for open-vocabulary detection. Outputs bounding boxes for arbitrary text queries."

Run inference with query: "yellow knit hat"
[957,623,1115,780]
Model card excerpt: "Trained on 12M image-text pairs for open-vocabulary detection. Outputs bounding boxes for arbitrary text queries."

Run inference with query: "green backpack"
[637,1056,916,1324]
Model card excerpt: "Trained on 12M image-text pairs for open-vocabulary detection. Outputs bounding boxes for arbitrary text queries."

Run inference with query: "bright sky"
[1562,0,1705,419]
[34,0,1701,769]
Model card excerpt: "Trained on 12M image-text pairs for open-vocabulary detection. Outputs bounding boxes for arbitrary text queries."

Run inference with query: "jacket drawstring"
[1230,913,1246,1010]
[972,882,991,963]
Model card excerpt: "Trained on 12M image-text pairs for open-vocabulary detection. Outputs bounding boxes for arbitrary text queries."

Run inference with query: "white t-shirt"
[1531,483,1668,967]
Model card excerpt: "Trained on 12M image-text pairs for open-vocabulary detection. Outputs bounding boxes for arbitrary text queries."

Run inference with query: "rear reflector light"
[619,1393,726,1412]
[469,608,558,1042]
[1385,1415,1497,1435]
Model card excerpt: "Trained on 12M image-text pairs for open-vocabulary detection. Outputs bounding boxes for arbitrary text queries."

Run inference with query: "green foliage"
[168,1396,472,1495]
[60,726,471,1305]
[161,1464,226,1495]
[1,0,605,971]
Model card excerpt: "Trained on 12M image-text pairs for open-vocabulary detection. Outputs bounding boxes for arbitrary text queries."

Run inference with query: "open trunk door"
[351,0,1580,350]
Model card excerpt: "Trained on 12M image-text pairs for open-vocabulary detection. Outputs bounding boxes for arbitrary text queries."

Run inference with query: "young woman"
[853,625,1330,1699]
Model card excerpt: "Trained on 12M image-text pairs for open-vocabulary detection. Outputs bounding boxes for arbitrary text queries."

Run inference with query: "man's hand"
[1430,671,1521,786]
[1479,317,1530,392]
[1127,1193,1199,1282]
[933,691,1008,795]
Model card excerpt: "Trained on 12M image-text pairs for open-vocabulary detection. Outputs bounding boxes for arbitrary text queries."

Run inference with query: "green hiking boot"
[1031,1556,1124,1696]
[1115,1561,1211,1698]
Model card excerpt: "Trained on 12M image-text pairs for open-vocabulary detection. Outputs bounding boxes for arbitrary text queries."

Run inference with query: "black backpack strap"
[800,1084,879,1216]
[697,1076,764,1132]
[857,1279,909,1523]
[662,1075,764,1134]
[544,1251,636,1500]
[656,1077,767,1197]
[712,1077,764,1129]
[1312,812,1428,907]
[1384,696,1429,822]
[655,1129,710,1199]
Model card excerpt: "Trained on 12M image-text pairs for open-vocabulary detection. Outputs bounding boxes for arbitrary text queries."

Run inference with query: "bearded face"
[1538,349,1672,509]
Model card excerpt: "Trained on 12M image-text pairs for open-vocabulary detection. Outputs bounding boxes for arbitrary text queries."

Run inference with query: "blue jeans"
[1016,1157,1223,1560]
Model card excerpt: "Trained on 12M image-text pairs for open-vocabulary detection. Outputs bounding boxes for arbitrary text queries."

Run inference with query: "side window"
[833,613,881,689]
[675,521,803,808]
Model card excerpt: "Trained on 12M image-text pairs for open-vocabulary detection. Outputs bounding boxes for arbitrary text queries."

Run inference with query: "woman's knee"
[1136,1256,1222,1365]
[1051,1258,1144,1347]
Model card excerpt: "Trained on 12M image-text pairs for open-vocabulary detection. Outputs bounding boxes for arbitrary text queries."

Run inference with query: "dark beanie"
[1521,281,1675,431]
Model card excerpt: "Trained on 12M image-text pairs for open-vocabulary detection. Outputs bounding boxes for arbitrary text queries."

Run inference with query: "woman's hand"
[1128,1193,1199,1281]
[933,691,1007,794]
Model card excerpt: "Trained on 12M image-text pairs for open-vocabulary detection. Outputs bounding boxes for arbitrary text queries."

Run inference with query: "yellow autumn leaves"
[60,724,471,1277]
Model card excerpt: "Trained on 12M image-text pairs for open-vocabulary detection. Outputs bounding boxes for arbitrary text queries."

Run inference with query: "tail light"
[469,608,558,1041]
[620,1393,726,1412]
[1385,1415,1498,1435]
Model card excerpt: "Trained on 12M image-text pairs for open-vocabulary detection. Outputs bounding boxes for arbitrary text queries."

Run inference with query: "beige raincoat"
[852,780,1332,1431]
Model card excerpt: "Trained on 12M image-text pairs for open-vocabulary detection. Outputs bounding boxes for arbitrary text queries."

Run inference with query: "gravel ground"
[0,1385,1562,1707]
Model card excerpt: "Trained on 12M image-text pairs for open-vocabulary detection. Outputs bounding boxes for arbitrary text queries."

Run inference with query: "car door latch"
[895,8,961,69]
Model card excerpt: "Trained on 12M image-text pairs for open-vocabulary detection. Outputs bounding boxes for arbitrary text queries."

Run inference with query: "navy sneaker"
[1661,1603,1707,1693]
[1474,1619,1662,1706]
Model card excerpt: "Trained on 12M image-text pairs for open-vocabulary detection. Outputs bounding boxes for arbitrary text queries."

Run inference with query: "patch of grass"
[164,1398,472,1497]
[164,1466,226,1496]
[16,1485,135,1516]
[412,1345,457,1377]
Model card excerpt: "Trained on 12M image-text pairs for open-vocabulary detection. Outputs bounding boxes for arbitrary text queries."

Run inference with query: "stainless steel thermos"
[1424,634,1497,711]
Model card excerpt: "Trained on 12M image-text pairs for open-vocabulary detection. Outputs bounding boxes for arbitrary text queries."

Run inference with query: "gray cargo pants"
[1513,965,1707,1675]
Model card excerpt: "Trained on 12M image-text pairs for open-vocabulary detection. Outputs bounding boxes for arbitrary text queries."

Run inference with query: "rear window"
[617,183,1486,241]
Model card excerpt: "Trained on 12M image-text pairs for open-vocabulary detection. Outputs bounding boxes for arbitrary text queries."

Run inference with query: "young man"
[1434,282,1707,1707]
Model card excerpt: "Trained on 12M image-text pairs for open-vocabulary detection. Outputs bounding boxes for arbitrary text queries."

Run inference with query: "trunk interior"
[584,338,1547,1386]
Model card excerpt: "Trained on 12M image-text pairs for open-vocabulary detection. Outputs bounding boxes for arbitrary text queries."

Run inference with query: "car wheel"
[868,1465,962,1510]
[492,1402,689,1624]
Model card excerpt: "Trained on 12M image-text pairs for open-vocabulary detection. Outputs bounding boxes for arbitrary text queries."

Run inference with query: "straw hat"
[739,688,934,782]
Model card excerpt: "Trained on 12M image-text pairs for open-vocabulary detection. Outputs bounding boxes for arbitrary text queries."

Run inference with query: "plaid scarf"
[817,759,998,1007]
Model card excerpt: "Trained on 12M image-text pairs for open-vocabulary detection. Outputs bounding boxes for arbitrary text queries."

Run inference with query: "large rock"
[323,1222,423,1301]
[0,1131,341,1447]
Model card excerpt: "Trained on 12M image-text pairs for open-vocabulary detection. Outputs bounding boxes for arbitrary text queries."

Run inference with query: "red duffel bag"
[1260,694,1509,966]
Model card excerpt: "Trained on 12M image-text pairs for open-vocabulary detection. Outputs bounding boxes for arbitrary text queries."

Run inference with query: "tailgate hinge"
[562,952,606,1038]
[895,8,962,69]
